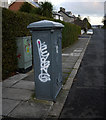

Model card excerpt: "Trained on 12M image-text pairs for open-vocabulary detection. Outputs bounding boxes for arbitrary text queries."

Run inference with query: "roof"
[66,11,72,15]
[26,0,39,7]
[9,0,40,8]
[58,10,74,18]
[27,20,64,30]
[52,11,63,16]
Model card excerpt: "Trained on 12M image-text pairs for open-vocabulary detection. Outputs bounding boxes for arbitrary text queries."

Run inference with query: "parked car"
[81,30,85,35]
[87,29,93,35]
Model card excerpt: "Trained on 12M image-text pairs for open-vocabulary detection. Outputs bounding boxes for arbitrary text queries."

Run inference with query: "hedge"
[2,8,81,80]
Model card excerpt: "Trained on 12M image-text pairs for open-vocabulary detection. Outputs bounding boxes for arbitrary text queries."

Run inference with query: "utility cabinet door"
[23,36,32,69]
[32,31,53,100]
[17,38,24,68]
[51,30,62,99]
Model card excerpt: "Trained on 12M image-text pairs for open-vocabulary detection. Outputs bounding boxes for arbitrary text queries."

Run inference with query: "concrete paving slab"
[63,58,77,62]
[22,72,34,81]
[62,68,72,74]
[62,73,69,80]
[62,53,81,57]
[3,79,20,88]
[62,46,75,54]
[73,49,83,52]
[12,80,35,91]
[5,74,28,81]
[2,99,21,116]
[0,66,2,82]
[62,61,76,66]
[63,58,78,63]
[3,74,28,88]
[66,56,79,62]
[62,53,70,56]
[62,63,75,69]
[0,82,2,116]
[62,56,69,61]
[3,88,33,101]
[0,98,2,116]
[0,116,2,120]
[0,82,2,98]
[8,100,52,118]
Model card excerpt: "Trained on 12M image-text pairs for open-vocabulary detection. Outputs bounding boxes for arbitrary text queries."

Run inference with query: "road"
[59,29,105,119]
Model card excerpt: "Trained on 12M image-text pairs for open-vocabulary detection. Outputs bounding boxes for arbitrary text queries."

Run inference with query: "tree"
[78,14,82,20]
[102,16,106,25]
[83,18,88,22]
[102,16,106,28]
[19,2,33,13]
[83,17,91,32]
[19,1,53,18]
[38,1,53,18]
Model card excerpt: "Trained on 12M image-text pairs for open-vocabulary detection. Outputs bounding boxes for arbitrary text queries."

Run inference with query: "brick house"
[58,7,75,23]
[9,0,39,12]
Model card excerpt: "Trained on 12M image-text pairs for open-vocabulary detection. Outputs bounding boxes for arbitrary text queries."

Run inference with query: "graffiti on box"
[24,39,31,54]
[37,39,51,82]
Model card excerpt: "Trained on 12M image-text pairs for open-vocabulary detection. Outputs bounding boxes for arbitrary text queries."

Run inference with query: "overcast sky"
[39,0,105,25]
[8,0,105,25]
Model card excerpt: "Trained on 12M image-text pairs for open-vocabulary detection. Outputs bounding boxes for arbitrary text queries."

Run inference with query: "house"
[58,7,75,23]
[74,17,84,28]
[1,0,8,8]
[53,11,63,21]
[9,0,39,12]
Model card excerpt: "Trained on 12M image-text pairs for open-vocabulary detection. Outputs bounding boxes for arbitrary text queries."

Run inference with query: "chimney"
[33,0,38,3]
[60,7,65,12]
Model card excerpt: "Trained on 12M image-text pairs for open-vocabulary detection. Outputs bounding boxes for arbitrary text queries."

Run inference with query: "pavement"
[1,34,91,119]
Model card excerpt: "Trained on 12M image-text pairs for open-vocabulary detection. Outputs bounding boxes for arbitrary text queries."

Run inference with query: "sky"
[39,0,105,25]
[8,0,105,25]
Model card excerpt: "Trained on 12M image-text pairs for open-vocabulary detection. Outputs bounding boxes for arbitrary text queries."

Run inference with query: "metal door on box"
[17,36,32,71]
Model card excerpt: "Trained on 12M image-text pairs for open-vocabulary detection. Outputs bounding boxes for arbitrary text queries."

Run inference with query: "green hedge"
[103,25,106,29]
[2,8,81,80]
[61,22,81,48]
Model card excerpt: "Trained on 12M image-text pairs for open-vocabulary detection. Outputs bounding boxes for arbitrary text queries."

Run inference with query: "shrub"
[19,1,53,18]
[2,8,17,80]
[2,8,80,79]
[19,2,33,13]
[61,22,80,48]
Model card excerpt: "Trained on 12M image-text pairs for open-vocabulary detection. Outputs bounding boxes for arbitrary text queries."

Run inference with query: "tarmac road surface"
[59,28,105,119]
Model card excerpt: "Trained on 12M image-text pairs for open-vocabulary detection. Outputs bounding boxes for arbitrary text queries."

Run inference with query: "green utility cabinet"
[16,36,32,72]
